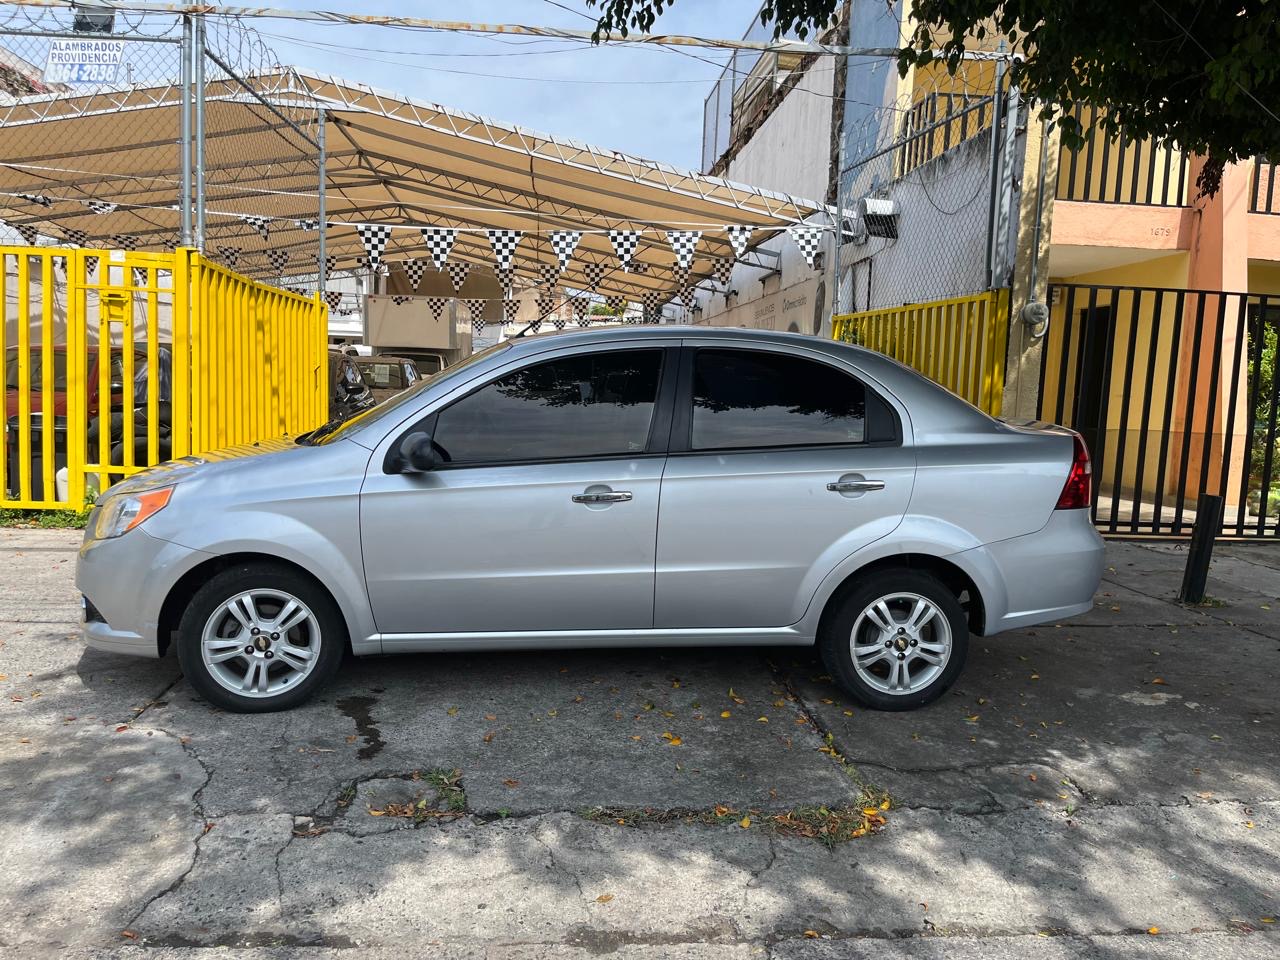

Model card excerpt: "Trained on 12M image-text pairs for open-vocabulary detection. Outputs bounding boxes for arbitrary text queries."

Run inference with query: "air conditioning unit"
[857,196,899,239]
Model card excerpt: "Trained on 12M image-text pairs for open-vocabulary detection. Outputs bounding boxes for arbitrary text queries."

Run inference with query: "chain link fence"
[0,4,332,294]
[835,60,1017,317]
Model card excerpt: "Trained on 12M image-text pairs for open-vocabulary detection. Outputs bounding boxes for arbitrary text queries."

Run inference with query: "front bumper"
[77,526,211,658]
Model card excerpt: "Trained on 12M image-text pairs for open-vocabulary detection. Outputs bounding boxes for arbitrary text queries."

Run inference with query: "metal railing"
[1055,105,1189,206]
[1038,284,1280,538]
[2,245,327,510]
[832,289,1009,416]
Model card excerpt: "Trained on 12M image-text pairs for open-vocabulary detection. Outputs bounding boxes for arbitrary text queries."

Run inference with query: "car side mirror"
[343,381,365,394]
[398,431,438,473]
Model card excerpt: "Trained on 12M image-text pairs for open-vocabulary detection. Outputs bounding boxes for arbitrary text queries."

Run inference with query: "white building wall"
[694,58,835,336]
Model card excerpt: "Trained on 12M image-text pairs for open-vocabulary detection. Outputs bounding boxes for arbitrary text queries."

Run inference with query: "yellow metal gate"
[2,246,328,510]
[832,290,1010,416]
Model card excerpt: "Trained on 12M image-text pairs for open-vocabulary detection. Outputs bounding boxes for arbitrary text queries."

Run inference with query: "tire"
[176,563,346,713]
[818,569,969,712]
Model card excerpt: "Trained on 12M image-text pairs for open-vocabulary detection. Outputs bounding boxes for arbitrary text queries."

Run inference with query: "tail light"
[1055,433,1092,509]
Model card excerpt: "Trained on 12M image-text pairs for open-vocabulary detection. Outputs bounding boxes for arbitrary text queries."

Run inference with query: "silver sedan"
[76,326,1104,713]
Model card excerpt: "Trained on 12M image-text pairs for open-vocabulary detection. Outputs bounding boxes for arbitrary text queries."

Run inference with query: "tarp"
[0,68,830,303]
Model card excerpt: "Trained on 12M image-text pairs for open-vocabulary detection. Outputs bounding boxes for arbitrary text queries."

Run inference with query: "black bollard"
[1178,493,1224,604]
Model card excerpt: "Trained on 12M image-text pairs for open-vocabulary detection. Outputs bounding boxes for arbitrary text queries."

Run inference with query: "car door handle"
[572,491,633,504]
[827,479,885,493]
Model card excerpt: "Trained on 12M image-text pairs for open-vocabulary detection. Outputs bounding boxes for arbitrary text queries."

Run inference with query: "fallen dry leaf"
[728,688,745,704]
[595,893,613,903]
[446,706,459,717]
[484,714,497,721]
[720,710,731,718]
[121,930,138,940]
[660,731,683,746]
[503,778,520,788]
[739,816,751,828]
[1147,927,1160,936]
[1151,678,1168,686]
[482,731,495,744]
[803,930,820,939]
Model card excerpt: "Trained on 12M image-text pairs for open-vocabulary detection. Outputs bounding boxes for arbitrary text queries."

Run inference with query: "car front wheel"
[176,564,345,713]
[819,570,969,711]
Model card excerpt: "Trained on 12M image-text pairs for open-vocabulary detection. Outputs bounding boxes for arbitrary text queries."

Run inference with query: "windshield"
[304,341,512,445]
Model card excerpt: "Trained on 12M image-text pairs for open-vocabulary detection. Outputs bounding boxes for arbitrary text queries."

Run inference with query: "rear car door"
[654,344,915,629]
[360,343,675,636]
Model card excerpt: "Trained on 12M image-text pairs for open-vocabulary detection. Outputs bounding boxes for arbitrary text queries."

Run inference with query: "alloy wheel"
[848,591,953,695]
[200,589,322,699]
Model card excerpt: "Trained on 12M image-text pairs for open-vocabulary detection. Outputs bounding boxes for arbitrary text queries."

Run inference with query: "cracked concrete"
[0,527,1276,958]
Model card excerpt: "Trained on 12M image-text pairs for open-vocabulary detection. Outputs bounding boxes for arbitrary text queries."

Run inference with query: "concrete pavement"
[0,528,1275,958]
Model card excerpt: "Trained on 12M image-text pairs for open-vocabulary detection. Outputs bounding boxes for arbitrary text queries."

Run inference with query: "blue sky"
[250,0,755,171]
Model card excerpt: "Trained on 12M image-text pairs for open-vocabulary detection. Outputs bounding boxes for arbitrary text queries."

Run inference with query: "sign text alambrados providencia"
[44,38,126,84]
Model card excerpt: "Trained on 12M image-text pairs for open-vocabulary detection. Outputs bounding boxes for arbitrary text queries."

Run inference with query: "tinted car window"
[691,349,883,451]
[433,349,662,464]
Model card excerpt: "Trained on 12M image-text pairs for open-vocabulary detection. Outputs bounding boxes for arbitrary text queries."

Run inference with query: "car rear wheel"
[819,570,968,711]
[176,564,345,713]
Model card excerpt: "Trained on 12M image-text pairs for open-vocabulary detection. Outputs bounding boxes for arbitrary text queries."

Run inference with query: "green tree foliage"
[587,1,1280,197]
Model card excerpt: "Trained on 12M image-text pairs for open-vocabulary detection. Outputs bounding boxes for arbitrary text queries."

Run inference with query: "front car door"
[360,343,675,640]
[654,343,915,629]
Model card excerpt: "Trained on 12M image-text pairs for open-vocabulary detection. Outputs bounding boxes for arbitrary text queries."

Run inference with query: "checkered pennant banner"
[61,228,89,247]
[726,225,753,259]
[608,230,642,272]
[241,215,271,242]
[357,224,393,271]
[548,230,582,272]
[552,315,567,330]
[84,255,99,276]
[539,263,560,287]
[324,291,343,310]
[83,199,117,215]
[536,293,558,321]
[606,294,627,313]
[393,296,412,306]
[267,249,290,274]
[296,219,319,231]
[131,267,148,287]
[14,223,38,245]
[528,318,542,334]
[323,254,339,275]
[502,299,522,324]
[713,257,734,285]
[421,228,457,270]
[582,260,607,291]
[666,230,702,272]
[402,258,427,291]
[788,224,825,268]
[426,297,448,322]
[680,283,698,308]
[572,297,590,325]
[217,247,240,270]
[446,261,470,292]
[18,193,52,207]
[495,265,513,294]
[487,229,524,273]
[671,264,689,291]
[465,299,488,331]
[113,234,141,251]
[642,290,665,320]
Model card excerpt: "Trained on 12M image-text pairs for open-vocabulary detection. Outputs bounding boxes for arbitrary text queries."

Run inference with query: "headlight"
[93,486,174,539]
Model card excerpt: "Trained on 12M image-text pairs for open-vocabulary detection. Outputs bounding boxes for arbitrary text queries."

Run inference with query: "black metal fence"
[1055,105,1189,206]
[1037,284,1279,538]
